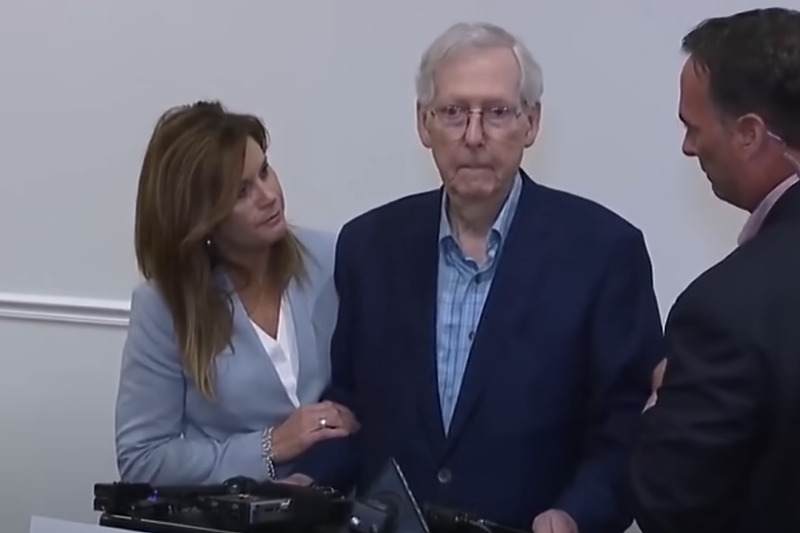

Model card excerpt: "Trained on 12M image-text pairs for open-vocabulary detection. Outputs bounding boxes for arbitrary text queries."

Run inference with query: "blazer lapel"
[214,268,296,406]
[398,189,447,454]
[285,279,321,404]
[444,176,559,449]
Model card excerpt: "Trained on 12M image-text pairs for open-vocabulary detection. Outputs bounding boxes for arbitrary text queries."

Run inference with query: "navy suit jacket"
[295,172,665,532]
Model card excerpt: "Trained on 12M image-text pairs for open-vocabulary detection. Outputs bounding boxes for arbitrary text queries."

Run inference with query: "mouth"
[460,165,493,171]
[260,211,282,225]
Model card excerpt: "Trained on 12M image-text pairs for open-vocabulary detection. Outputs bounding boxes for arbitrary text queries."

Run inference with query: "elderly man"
[290,22,664,533]
[630,8,800,533]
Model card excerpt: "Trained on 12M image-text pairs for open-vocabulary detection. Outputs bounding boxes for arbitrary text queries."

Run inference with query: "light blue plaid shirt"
[436,174,522,431]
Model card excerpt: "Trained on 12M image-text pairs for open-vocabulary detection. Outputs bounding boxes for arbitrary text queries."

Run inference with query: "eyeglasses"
[428,104,524,138]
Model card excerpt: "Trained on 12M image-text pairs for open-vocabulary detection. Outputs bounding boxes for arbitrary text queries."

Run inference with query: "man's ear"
[523,102,542,148]
[416,101,433,148]
[734,112,768,157]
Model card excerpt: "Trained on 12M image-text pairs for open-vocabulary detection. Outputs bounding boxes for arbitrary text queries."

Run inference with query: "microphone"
[422,504,528,533]
[423,504,492,532]
[347,458,429,533]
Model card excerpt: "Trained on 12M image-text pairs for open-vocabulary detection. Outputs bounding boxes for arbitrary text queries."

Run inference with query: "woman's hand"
[270,401,359,463]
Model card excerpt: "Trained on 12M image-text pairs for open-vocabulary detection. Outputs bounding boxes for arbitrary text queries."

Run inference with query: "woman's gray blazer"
[114,226,337,485]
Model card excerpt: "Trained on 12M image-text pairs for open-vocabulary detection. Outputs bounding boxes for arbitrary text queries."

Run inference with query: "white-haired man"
[290,22,664,533]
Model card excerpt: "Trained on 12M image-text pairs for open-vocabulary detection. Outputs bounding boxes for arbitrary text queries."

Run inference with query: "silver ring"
[318,417,328,429]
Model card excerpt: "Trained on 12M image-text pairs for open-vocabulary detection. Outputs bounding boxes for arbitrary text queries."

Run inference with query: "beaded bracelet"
[261,426,277,480]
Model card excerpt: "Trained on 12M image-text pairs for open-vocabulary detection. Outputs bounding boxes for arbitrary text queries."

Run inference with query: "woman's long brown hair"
[134,101,305,399]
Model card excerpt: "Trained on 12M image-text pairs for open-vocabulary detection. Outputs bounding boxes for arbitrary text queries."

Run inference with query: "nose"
[463,113,486,147]
[253,179,277,207]
[681,135,696,157]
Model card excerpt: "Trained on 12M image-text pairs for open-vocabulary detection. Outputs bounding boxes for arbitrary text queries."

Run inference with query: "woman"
[114,100,357,485]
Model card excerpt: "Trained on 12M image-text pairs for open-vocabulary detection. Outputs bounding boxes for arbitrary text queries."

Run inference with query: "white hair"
[415,22,544,107]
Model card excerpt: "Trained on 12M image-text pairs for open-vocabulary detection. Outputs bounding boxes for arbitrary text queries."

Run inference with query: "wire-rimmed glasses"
[428,104,524,139]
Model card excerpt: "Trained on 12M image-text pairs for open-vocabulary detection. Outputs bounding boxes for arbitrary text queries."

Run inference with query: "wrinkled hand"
[531,509,578,533]
[644,358,667,412]
[271,401,359,463]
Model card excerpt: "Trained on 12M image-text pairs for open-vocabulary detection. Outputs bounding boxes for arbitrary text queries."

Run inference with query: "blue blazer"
[115,226,337,485]
[294,173,665,532]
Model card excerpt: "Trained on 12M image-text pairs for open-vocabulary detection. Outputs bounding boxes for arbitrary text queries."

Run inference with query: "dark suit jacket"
[630,181,800,533]
[296,171,665,532]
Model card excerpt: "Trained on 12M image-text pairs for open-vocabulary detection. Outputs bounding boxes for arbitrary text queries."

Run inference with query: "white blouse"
[249,296,300,407]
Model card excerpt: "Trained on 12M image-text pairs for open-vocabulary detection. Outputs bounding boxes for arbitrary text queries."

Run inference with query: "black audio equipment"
[93,459,526,533]
[94,475,347,533]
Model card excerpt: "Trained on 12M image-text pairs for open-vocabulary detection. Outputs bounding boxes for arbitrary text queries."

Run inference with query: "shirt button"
[468,331,475,340]
[437,468,452,484]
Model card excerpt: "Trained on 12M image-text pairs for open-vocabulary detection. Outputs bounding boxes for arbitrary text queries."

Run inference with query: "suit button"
[437,468,452,484]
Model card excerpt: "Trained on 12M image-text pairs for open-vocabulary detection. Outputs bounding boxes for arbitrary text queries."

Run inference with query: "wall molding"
[0,292,130,327]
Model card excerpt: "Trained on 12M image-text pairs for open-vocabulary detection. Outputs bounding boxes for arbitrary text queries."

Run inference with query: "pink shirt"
[737,174,799,245]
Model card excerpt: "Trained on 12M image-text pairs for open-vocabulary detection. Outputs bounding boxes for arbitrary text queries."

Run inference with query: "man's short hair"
[415,22,543,108]
[682,8,800,148]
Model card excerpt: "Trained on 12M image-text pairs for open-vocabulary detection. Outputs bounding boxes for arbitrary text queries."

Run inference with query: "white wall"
[0,0,780,531]
[0,309,124,533]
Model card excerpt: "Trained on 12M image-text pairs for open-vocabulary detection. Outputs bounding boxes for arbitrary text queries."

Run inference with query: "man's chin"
[708,180,738,207]
[455,166,495,180]
[449,186,497,203]
[448,174,498,198]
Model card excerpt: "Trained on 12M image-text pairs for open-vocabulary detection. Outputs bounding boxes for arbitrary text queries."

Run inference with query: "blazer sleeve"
[629,290,764,533]
[290,225,359,490]
[554,229,666,532]
[114,284,268,485]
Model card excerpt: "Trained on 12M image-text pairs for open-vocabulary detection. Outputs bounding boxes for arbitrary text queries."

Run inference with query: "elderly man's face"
[417,46,539,203]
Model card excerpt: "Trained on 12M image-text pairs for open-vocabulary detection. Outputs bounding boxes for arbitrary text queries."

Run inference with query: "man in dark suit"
[630,8,800,533]
[289,22,664,533]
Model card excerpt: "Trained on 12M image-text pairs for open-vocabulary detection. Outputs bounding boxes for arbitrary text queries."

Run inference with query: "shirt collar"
[737,173,799,246]
[439,172,522,245]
